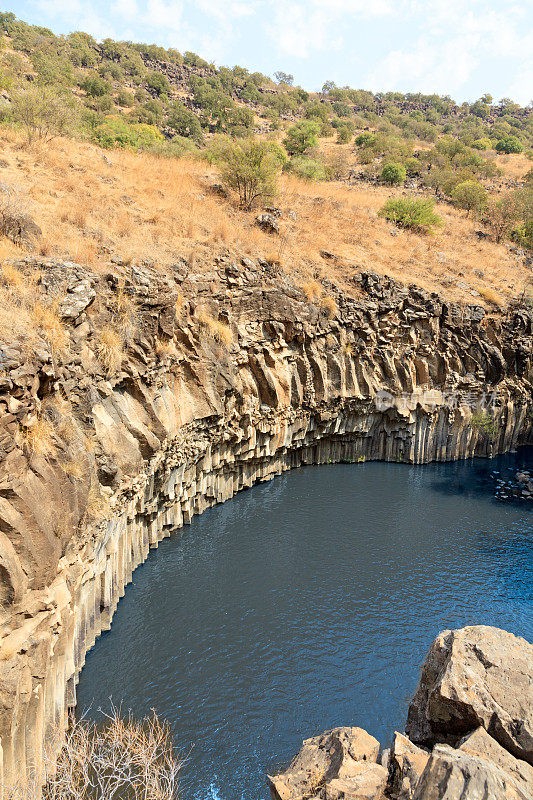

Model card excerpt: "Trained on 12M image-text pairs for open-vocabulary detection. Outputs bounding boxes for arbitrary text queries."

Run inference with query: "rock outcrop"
[405,626,533,764]
[0,254,531,791]
[270,627,533,800]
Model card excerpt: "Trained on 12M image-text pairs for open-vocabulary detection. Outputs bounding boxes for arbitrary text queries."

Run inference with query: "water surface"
[77,449,533,800]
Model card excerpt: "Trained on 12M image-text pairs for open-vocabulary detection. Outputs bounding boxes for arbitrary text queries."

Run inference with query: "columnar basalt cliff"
[0,255,531,789]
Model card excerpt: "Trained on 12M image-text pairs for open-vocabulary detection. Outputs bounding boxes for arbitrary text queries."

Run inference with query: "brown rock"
[412,744,531,800]
[458,727,533,796]
[267,727,379,800]
[388,732,430,799]
[324,763,387,800]
[405,626,533,765]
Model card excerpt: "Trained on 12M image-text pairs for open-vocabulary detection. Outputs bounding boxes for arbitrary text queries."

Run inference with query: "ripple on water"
[77,450,533,800]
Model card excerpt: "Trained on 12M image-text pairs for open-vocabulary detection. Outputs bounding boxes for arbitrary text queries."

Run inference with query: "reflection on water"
[77,449,533,800]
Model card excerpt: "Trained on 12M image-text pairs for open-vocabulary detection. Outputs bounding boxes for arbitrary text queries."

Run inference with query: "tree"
[495,135,523,154]
[80,75,110,97]
[381,162,406,185]
[146,70,170,97]
[451,180,488,216]
[166,101,203,141]
[274,71,294,86]
[283,120,320,155]
[217,138,284,209]
[481,192,523,242]
[10,85,77,143]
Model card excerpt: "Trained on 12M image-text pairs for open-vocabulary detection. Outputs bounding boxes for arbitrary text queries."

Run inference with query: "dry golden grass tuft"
[477,287,504,306]
[319,295,338,318]
[96,325,124,375]
[0,130,530,311]
[22,415,55,457]
[197,307,233,347]
[302,280,322,301]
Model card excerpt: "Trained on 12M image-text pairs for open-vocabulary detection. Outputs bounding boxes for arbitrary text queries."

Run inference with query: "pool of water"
[77,448,533,800]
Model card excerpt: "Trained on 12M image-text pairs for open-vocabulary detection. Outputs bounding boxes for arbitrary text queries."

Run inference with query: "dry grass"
[196,307,233,347]
[319,295,338,318]
[477,286,504,306]
[96,325,124,375]
[21,415,55,457]
[0,128,530,309]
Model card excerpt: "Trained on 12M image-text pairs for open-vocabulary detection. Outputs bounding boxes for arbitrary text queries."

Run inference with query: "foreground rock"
[405,625,533,764]
[267,727,386,800]
[414,744,531,800]
[270,627,533,800]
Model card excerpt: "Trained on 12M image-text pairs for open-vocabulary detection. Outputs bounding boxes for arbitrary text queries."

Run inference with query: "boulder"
[405,626,533,765]
[267,727,380,800]
[0,210,41,247]
[458,727,533,797]
[255,213,280,235]
[412,744,531,800]
[388,732,430,799]
[324,763,387,799]
[59,280,96,320]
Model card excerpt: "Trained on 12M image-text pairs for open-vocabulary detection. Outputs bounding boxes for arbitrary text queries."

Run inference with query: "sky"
[8,0,533,104]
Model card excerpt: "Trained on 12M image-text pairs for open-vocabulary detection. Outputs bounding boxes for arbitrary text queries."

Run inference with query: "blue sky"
[8,0,533,104]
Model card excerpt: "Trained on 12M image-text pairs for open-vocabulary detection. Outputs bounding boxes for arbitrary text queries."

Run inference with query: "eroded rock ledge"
[0,255,531,789]
[268,626,533,800]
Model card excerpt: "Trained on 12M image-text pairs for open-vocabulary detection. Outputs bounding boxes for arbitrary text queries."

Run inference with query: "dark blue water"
[77,449,533,800]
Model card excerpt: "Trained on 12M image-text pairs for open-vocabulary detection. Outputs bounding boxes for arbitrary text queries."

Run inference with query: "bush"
[166,101,203,142]
[471,138,492,151]
[378,197,443,233]
[495,135,523,154]
[336,125,353,144]
[116,89,134,107]
[217,138,284,208]
[146,70,170,97]
[283,120,320,155]
[355,132,376,147]
[381,162,406,185]
[481,191,524,242]
[288,156,327,181]
[92,118,164,150]
[450,180,487,215]
[80,75,111,97]
[10,85,77,143]
[19,708,181,799]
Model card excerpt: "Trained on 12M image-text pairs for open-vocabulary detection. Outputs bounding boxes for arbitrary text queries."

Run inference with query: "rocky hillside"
[0,250,531,789]
[269,626,533,800]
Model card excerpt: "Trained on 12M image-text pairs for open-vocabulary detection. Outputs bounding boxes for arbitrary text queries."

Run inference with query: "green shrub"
[381,162,406,185]
[287,156,327,181]
[92,118,163,150]
[10,85,78,143]
[283,120,320,155]
[471,138,492,151]
[217,138,284,208]
[378,197,443,233]
[355,132,376,146]
[495,136,523,154]
[450,180,487,215]
[116,89,134,107]
[166,101,203,141]
[336,125,353,144]
[81,76,111,97]
[146,71,170,97]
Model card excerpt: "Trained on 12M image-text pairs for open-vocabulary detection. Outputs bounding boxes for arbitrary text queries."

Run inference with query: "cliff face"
[0,255,531,789]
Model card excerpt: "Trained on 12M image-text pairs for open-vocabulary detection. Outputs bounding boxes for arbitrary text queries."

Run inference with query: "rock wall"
[0,255,531,790]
